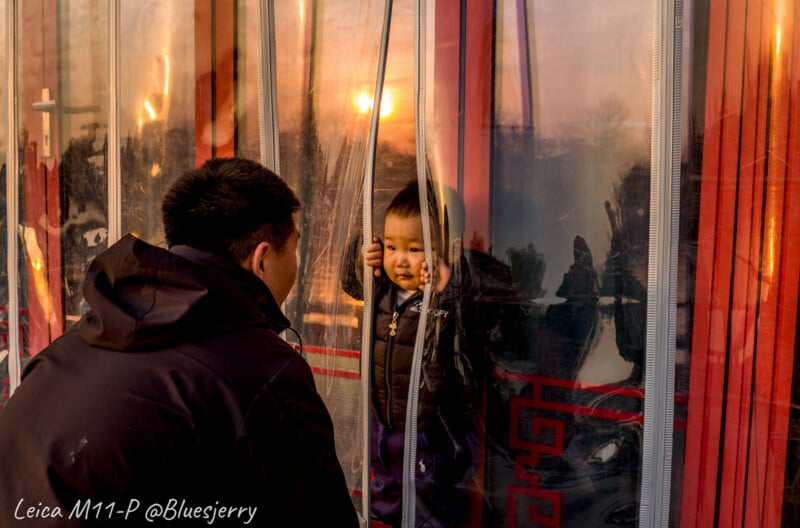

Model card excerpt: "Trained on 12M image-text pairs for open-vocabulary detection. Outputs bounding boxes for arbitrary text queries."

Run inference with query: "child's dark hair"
[385,181,422,219]
[385,180,447,262]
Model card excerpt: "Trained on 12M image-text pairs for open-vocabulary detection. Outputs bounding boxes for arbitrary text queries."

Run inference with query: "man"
[0,158,359,527]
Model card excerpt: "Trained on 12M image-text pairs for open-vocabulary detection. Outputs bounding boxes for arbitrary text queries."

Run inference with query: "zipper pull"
[389,310,399,336]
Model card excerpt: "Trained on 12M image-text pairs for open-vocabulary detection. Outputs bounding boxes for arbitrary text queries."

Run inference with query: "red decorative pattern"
[505,375,645,527]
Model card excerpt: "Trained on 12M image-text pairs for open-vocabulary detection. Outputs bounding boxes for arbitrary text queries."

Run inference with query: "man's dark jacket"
[0,235,359,527]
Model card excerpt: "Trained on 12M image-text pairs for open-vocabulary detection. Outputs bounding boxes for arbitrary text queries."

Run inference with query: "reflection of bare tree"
[372,142,417,229]
[60,124,108,319]
[599,164,649,383]
[119,124,192,245]
[578,95,630,151]
[604,164,649,286]
[506,243,545,301]
[537,235,600,381]
[61,123,107,225]
[33,122,183,325]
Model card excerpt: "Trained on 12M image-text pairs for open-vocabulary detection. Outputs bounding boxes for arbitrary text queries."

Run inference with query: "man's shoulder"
[176,325,306,385]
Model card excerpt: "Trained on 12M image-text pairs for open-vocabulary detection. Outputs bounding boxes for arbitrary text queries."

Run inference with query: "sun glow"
[354,89,395,119]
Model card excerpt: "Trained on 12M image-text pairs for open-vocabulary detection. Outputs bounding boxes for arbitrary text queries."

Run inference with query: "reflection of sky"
[51,0,651,299]
[311,0,416,154]
[305,0,654,296]
[493,0,653,295]
[497,0,652,133]
[318,0,653,143]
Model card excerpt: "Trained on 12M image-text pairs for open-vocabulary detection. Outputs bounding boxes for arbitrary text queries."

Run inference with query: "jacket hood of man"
[77,234,290,351]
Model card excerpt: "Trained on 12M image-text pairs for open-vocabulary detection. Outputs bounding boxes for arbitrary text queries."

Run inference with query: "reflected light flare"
[768,216,776,276]
[356,92,372,114]
[23,227,54,324]
[143,100,157,120]
[164,54,170,96]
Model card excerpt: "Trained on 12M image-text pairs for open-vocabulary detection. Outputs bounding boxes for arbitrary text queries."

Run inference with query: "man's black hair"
[162,157,300,263]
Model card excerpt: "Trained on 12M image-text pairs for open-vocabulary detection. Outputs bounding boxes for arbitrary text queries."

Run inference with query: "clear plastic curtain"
[414,1,655,526]
[273,1,391,521]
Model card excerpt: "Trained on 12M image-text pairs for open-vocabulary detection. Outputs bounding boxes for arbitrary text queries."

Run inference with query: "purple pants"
[369,416,471,528]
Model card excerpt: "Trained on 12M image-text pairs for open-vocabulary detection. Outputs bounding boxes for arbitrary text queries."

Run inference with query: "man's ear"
[246,241,271,278]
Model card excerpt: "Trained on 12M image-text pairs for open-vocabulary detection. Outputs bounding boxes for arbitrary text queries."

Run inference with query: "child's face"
[383,213,425,292]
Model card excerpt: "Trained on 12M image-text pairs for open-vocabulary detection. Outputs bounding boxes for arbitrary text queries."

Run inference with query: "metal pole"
[6,0,21,395]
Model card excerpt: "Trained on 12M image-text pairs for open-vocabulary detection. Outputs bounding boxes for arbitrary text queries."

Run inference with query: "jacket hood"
[77,234,290,351]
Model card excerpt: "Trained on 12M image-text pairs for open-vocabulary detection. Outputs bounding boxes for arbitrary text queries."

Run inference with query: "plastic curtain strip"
[107,0,121,244]
[361,1,394,524]
[5,0,20,396]
[401,1,432,526]
[256,0,280,175]
[640,0,680,526]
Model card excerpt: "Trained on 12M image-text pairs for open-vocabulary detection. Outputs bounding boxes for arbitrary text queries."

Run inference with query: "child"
[341,181,475,528]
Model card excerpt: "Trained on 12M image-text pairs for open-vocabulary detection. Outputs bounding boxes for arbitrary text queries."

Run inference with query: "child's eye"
[385,245,396,251]
[410,247,423,253]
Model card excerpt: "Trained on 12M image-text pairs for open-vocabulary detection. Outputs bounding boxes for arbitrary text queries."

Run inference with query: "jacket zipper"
[384,291,418,429]
[385,310,398,428]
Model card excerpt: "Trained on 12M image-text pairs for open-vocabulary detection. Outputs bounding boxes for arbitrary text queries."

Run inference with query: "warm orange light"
[354,89,395,119]
[143,100,157,120]
[23,227,54,324]
[768,215,776,276]
[163,54,170,96]
[356,91,372,114]
[379,91,394,119]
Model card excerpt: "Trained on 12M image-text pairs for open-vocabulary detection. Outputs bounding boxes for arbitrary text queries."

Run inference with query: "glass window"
[119,1,196,244]
[465,1,652,525]
[17,1,108,354]
[3,1,800,524]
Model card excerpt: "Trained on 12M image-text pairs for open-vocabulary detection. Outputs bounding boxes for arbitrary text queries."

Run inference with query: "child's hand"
[364,236,384,277]
[419,252,451,292]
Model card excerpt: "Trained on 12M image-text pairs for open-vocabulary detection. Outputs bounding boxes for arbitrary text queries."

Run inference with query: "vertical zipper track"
[362,1,394,523]
[640,0,681,526]
[402,1,432,526]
